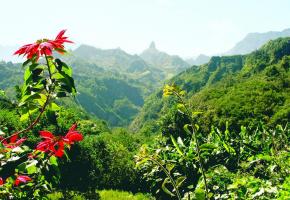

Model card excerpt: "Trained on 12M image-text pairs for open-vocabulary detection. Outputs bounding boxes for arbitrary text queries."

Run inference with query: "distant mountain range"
[2,27,290,68]
[140,42,190,78]
[185,28,290,65]
[186,54,211,66]
[226,28,290,55]
[69,42,191,84]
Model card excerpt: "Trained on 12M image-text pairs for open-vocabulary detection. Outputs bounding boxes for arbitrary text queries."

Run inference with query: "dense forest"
[0,31,289,200]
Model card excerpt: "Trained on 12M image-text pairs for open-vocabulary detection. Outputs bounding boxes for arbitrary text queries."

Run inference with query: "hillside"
[131,37,290,132]
[226,28,290,55]
[2,42,187,127]
[0,60,147,127]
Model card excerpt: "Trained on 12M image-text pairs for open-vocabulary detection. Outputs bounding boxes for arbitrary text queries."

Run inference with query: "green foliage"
[47,190,153,200]
[0,60,148,127]
[136,85,290,200]
[59,129,148,192]
[98,190,154,200]
[132,37,290,133]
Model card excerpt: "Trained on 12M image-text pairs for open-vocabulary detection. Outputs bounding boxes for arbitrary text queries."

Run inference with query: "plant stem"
[174,92,209,199]
[149,157,182,200]
[45,54,52,79]
[0,95,50,142]
[1,54,52,142]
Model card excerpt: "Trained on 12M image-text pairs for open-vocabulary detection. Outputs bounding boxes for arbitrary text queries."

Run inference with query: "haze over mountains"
[1,28,290,127]
[187,28,290,64]
[71,41,190,82]
[226,28,290,55]
[1,27,290,67]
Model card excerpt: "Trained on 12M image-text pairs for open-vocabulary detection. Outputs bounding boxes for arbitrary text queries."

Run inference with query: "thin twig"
[149,157,182,200]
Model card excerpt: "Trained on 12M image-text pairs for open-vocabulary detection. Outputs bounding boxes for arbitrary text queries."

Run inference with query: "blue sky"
[1,0,290,57]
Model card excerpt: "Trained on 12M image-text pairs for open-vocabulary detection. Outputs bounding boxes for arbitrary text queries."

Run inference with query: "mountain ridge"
[226,28,290,55]
[131,37,290,133]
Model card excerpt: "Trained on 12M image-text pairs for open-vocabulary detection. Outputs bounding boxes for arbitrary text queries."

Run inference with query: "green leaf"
[162,178,175,197]
[20,108,38,121]
[195,188,206,200]
[26,160,38,174]
[136,157,149,168]
[22,59,31,67]
[0,90,5,97]
[36,94,47,107]
[170,135,184,156]
[176,176,186,188]
[222,142,236,155]
[199,143,217,151]
[19,93,41,105]
[184,124,192,135]
[192,111,203,117]
[49,155,58,167]
[48,102,60,111]
[177,103,186,113]
[166,163,175,172]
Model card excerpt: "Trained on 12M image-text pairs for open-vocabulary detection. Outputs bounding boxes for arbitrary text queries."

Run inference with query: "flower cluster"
[0,175,32,187]
[0,124,83,188]
[36,124,83,157]
[14,30,72,61]
[0,134,26,149]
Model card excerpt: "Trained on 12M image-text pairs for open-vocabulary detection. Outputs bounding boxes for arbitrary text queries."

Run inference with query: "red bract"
[0,134,26,149]
[64,124,83,145]
[14,30,73,61]
[14,175,31,186]
[36,131,65,157]
[0,177,4,185]
[36,124,83,157]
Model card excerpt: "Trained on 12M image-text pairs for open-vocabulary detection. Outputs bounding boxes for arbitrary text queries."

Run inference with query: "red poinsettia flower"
[36,124,83,157]
[64,124,83,145]
[14,29,73,61]
[0,134,26,149]
[0,177,4,185]
[36,131,65,157]
[14,175,32,186]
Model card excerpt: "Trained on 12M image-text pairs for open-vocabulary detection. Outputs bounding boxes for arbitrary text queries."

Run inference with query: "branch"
[0,95,50,143]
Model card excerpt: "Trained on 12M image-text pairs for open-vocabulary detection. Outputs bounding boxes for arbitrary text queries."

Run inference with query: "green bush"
[59,129,148,192]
